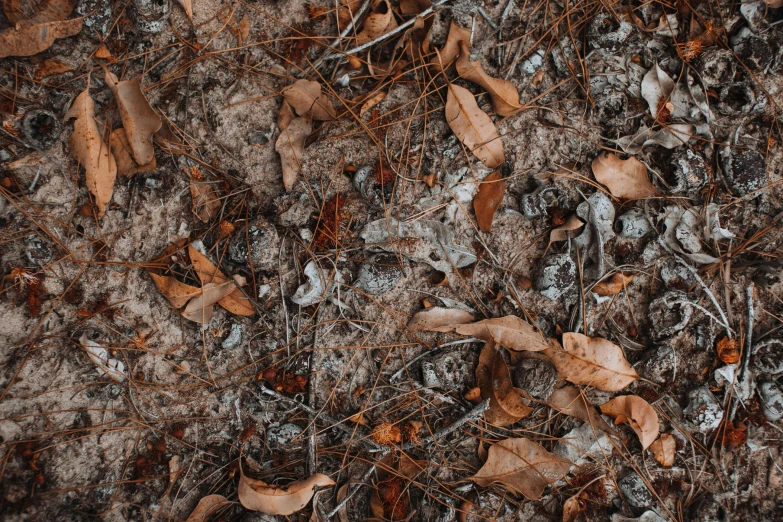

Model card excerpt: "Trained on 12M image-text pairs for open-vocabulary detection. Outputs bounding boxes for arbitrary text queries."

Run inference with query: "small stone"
[640,346,675,385]
[535,254,575,301]
[222,324,243,349]
[648,291,692,340]
[421,361,441,388]
[145,178,160,189]
[758,381,783,422]
[354,253,403,295]
[266,423,303,448]
[512,358,557,400]
[131,0,170,33]
[23,235,53,266]
[615,209,651,239]
[733,29,773,71]
[22,110,62,150]
[249,131,269,145]
[430,351,471,391]
[667,149,709,196]
[228,218,279,272]
[684,386,724,433]
[587,12,634,51]
[520,186,559,219]
[721,147,766,197]
[752,338,783,376]
[659,261,694,289]
[618,472,653,510]
[696,49,736,88]
[611,511,667,522]
[76,0,113,36]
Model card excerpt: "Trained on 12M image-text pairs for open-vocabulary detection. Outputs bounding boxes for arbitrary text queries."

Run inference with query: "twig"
[477,8,498,31]
[326,463,378,519]
[732,284,755,421]
[404,399,489,450]
[309,0,374,72]
[389,338,480,382]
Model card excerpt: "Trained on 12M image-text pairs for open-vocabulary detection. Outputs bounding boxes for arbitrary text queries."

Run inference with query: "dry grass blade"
[445,83,504,168]
[0,16,82,58]
[104,71,162,165]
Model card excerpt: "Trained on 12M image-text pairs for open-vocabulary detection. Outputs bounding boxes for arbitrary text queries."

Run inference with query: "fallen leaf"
[190,182,221,223]
[238,467,335,515]
[641,63,675,120]
[549,215,584,244]
[408,306,474,332]
[176,0,192,22]
[370,453,428,520]
[617,123,694,154]
[469,437,572,499]
[149,272,201,308]
[765,0,783,7]
[104,71,162,166]
[445,83,504,168]
[546,385,617,436]
[109,128,155,177]
[3,0,74,25]
[64,87,117,218]
[544,333,638,392]
[336,0,362,29]
[591,273,636,296]
[591,153,659,200]
[282,79,336,121]
[237,14,250,44]
[0,16,83,58]
[360,91,387,117]
[186,495,231,522]
[432,20,471,71]
[276,116,312,191]
[277,100,296,131]
[473,170,505,232]
[600,395,660,450]
[456,41,521,116]
[477,341,532,426]
[34,58,72,80]
[181,279,239,323]
[454,315,552,352]
[356,0,397,45]
[188,244,255,316]
[649,433,675,466]
[716,337,740,365]
[94,42,111,59]
[397,0,431,60]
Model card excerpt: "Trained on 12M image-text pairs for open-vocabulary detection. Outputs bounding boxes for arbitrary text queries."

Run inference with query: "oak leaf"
[407,306,474,332]
[282,79,336,121]
[238,468,335,516]
[432,20,471,72]
[473,170,504,232]
[105,71,162,166]
[445,83,504,168]
[456,41,521,116]
[275,116,312,191]
[109,128,155,177]
[454,315,551,352]
[149,272,201,309]
[0,16,82,58]
[188,244,255,316]
[543,333,638,392]
[181,279,240,324]
[546,385,617,436]
[600,395,660,450]
[649,433,675,466]
[185,495,231,522]
[476,341,532,426]
[591,153,659,200]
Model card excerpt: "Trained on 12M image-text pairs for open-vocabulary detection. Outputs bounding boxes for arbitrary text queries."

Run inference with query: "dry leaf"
[765,0,783,7]
[549,215,584,244]
[591,153,659,200]
[176,0,192,22]
[546,385,617,436]
[641,63,675,120]
[397,0,431,60]
[649,433,675,466]
[407,306,474,332]
[34,59,72,80]
[716,337,740,365]
[0,16,82,58]
[360,91,387,117]
[190,182,221,223]
[186,495,231,522]
[432,21,471,71]
[456,41,521,116]
[276,117,312,191]
[149,272,201,309]
[591,273,635,296]
[64,88,117,218]
[94,42,111,59]
[277,101,296,131]
[181,280,238,323]
[544,333,638,392]
[445,83,504,168]
[454,315,551,352]
[356,0,397,45]
[237,14,250,44]
[476,341,532,426]
[562,493,585,522]
[238,468,335,516]
[104,71,162,166]
[473,170,505,232]
[600,395,660,450]
[3,0,74,25]
[282,79,336,121]
[469,437,572,500]
[370,454,428,520]
[336,0,362,29]
[109,128,155,177]
[188,244,255,316]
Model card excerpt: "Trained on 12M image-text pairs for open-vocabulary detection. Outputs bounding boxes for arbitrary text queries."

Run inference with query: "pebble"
[668,149,708,196]
[758,381,783,422]
[696,49,736,88]
[611,511,667,522]
[721,147,767,196]
[512,358,557,400]
[266,423,303,448]
[222,324,243,349]
[228,218,279,272]
[648,291,692,340]
[618,472,653,510]
[354,253,404,295]
[520,186,559,219]
[535,254,575,301]
[615,209,651,239]
[587,12,634,50]
[752,338,783,376]
[131,0,170,33]
[640,346,676,385]
[23,235,53,266]
[683,386,724,433]
[430,351,471,391]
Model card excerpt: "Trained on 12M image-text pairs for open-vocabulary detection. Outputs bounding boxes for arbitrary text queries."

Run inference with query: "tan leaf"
[562,493,585,522]
[185,494,231,522]
[0,16,82,58]
[64,88,117,218]
[407,306,474,332]
[456,41,521,116]
[591,153,659,200]
[469,437,572,500]
[600,395,660,450]
[432,20,471,71]
[477,341,532,426]
[543,333,638,392]
[591,273,635,296]
[546,385,617,436]
[397,1,431,60]
[34,58,72,80]
[336,0,362,29]
[282,79,336,121]
[109,128,155,177]
[237,14,250,44]
[238,468,335,515]
[3,0,74,25]
[649,433,675,466]
[359,91,387,117]
[455,315,551,352]
[445,83,504,168]
[105,71,162,166]
[190,182,221,223]
[356,0,397,45]
[277,101,296,131]
[181,280,238,324]
[94,42,111,59]
[473,170,505,232]
[275,116,312,192]
[187,244,255,316]
[549,215,584,244]
[176,0,192,22]
[149,272,201,309]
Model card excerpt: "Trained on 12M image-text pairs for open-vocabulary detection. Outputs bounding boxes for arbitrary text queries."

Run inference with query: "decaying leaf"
[356,0,397,45]
[546,385,617,436]
[549,215,584,245]
[336,0,362,29]
[238,468,335,515]
[277,100,296,131]
[370,453,428,520]
[186,495,231,522]
[190,182,221,223]
[433,20,471,71]
[469,437,572,500]
[64,87,117,218]
[408,306,474,332]
[456,42,521,116]
[3,0,75,25]
[477,341,532,426]
[104,71,162,166]
[188,244,255,316]
[445,83,504,168]
[591,273,635,297]
[176,0,192,22]
[649,433,675,466]
[473,170,505,232]
[34,58,72,80]
[600,395,660,450]
[562,493,585,522]
[149,272,201,309]
[397,0,431,61]
[109,128,155,177]
[276,117,312,191]
[94,42,111,59]
[360,91,387,117]
[282,79,336,121]
[237,14,250,44]
[544,333,638,392]
[0,16,83,59]
[591,153,659,200]
[79,334,126,382]
[454,315,551,352]
[641,63,675,120]
[617,123,694,154]
[181,279,239,324]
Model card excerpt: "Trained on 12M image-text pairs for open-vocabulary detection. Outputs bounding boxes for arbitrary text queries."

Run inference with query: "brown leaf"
[190,182,221,223]
[185,495,231,522]
[176,0,192,22]
[34,59,72,80]
[477,341,532,426]
[0,16,82,58]
[407,306,474,332]
[187,244,255,316]
[549,215,584,244]
[3,0,74,25]
[543,333,638,392]
[370,453,428,520]
[445,83,504,168]
[600,395,660,450]
[473,170,505,232]
[275,116,312,191]
[469,437,572,500]
[336,0,362,29]
[591,153,659,200]
[64,87,117,218]
[397,1,431,60]
[282,79,336,121]
[716,337,740,364]
[591,273,635,296]
[149,272,201,309]
[456,41,521,116]
[277,101,296,131]
[360,91,387,117]
[109,128,155,177]
[562,493,585,522]
[356,0,397,45]
[546,385,617,436]
[237,14,250,44]
[649,433,675,466]
[432,20,471,71]
[94,42,111,59]
[238,467,335,515]
[181,280,239,324]
[454,315,551,352]
[105,71,162,165]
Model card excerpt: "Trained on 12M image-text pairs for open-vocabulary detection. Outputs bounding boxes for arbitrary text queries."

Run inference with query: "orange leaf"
[473,170,505,232]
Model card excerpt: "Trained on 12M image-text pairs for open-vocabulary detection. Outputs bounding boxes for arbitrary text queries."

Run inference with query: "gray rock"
[752,338,783,376]
[513,358,557,400]
[587,12,634,51]
[421,361,441,388]
[611,511,667,522]
[640,346,675,385]
[615,209,651,239]
[228,218,279,272]
[430,351,471,391]
[659,260,694,289]
[721,147,766,196]
[683,386,724,433]
[222,324,243,349]
[668,149,708,197]
[696,49,736,88]
[132,0,170,33]
[22,110,62,150]
[520,186,559,219]
[535,254,575,301]
[648,291,692,340]
[758,381,783,422]
[77,0,113,36]
[354,253,404,295]
[267,423,303,448]
[618,472,653,510]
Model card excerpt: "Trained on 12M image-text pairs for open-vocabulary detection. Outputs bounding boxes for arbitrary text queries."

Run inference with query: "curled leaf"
[455,315,551,352]
[562,493,585,522]
[649,433,675,466]
[432,21,471,71]
[149,272,201,309]
[35,58,72,80]
[549,215,584,244]
[356,0,397,45]
[591,153,659,200]
[456,41,521,116]
[0,16,82,58]
[591,273,635,297]
[282,79,336,121]
[477,341,532,426]
[408,306,474,332]
[181,280,239,324]
[109,128,155,177]
[186,495,231,522]
[600,395,660,450]
[238,468,335,516]
[617,124,694,154]
[104,71,162,166]
[276,117,312,191]
[445,83,504,168]
[188,244,255,316]
[546,385,617,436]
[544,333,638,392]
[473,170,505,232]
[641,63,675,120]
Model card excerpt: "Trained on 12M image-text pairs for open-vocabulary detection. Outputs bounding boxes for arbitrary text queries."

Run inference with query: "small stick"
[477,7,499,31]
[326,463,379,519]
[732,285,755,421]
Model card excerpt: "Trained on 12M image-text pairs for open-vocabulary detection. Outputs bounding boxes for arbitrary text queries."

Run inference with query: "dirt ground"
[2,0,783,520]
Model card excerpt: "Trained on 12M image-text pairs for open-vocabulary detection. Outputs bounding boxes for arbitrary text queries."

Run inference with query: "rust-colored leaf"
[476,341,532,426]
[456,41,521,116]
[546,385,617,436]
[473,170,505,232]
[34,58,72,80]
[148,272,201,309]
[591,273,635,296]
[360,91,387,117]
[109,128,155,177]
[544,333,638,392]
[600,395,660,450]
[591,153,659,200]
[445,83,504,168]
[649,433,675,466]
[355,0,397,45]
[105,71,162,166]
[187,244,255,316]
[3,0,74,25]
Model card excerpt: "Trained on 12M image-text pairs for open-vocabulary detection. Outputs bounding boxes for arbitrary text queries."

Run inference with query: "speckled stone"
[354,253,404,295]
[535,254,575,301]
[684,386,724,433]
